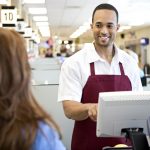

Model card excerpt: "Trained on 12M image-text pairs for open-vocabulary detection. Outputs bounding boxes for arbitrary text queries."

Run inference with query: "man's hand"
[87,103,98,122]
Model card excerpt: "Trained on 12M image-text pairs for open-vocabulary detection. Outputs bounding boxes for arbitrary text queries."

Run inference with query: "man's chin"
[99,43,109,47]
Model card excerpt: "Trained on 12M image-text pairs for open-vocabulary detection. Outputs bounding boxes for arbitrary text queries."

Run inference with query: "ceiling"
[23,0,150,40]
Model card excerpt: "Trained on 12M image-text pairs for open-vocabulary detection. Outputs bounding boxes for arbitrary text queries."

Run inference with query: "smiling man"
[58,3,143,150]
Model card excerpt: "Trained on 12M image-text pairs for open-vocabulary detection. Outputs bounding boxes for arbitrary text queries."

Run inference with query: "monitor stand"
[121,127,149,150]
[102,128,150,150]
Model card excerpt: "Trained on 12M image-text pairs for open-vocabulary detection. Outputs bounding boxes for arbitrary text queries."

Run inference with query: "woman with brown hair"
[0,28,66,150]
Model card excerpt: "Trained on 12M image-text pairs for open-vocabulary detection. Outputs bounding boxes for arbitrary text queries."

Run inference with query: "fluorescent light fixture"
[0,0,8,4]
[38,26,50,37]
[121,26,131,30]
[128,21,144,26]
[36,22,49,26]
[118,25,132,32]
[70,20,91,38]
[28,8,47,15]
[33,16,48,21]
[23,0,45,4]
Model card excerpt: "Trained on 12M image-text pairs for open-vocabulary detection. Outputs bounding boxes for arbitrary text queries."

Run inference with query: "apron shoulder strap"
[90,62,95,75]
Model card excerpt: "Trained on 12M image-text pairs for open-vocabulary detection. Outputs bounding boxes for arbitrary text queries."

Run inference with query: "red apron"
[71,62,132,150]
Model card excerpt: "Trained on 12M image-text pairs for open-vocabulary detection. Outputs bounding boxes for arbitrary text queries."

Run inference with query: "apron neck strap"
[119,62,125,75]
[90,62,125,76]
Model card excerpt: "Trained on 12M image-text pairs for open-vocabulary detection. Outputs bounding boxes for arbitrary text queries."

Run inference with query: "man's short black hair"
[92,3,119,23]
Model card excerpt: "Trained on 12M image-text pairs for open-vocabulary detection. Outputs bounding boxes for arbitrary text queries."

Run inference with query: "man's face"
[91,9,119,47]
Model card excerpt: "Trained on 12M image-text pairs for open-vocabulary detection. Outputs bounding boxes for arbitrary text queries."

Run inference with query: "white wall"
[116,26,150,64]
[32,85,74,150]
[30,57,74,150]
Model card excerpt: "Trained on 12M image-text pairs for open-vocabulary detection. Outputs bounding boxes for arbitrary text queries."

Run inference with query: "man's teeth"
[101,36,108,40]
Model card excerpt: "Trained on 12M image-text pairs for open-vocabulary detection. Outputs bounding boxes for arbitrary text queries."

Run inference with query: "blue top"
[32,121,66,150]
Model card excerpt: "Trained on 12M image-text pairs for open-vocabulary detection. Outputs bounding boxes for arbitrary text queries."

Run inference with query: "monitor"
[96,91,150,138]
[140,38,149,46]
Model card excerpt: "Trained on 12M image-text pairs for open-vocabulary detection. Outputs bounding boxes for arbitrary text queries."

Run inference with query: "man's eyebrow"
[95,21,102,24]
[107,22,115,25]
[95,22,115,24]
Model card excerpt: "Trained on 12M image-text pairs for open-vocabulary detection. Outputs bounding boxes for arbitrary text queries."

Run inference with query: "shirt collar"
[113,45,124,64]
[85,43,123,64]
[84,43,102,63]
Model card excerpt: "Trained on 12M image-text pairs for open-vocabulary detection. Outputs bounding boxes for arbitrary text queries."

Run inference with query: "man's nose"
[100,26,108,34]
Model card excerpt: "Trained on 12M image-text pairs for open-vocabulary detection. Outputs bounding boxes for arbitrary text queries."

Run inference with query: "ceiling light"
[28,8,47,15]
[128,22,144,26]
[23,0,45,4]
[39,26,50,37]
[70,21,91,39]
[118,25,132,32]
[33,16,48,22]
[36,22,49,26]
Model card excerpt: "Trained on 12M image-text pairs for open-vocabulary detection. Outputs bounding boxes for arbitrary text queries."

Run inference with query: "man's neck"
[94,43,115,64]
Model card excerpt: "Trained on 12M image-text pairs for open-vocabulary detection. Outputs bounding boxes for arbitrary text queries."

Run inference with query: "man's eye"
[96,24,102,28]
[107,24,114,29]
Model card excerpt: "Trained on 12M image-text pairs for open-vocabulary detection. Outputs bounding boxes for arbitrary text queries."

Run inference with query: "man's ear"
[117,24,120,31]
[90,23,93,29]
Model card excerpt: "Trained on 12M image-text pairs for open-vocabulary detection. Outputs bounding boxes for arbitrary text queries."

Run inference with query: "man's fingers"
[88,104,98,122]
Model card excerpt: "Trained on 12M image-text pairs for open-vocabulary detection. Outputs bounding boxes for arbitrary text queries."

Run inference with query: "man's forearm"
[62,100,97,121]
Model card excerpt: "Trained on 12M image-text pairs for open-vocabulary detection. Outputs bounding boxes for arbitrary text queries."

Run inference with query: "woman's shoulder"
[38,121,55,135]
[32,121,66,150]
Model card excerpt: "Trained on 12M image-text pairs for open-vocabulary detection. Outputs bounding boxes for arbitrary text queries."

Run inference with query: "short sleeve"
[58,59,83,102]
